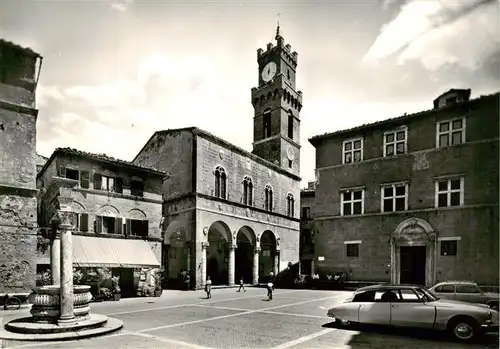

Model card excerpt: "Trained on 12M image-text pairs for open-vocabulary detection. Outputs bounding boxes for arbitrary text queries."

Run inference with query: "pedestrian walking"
[184,273,191,291]
[269,271,275,290]
[267,281,273,300]
[205,276,212,299]
[237,277,246,292]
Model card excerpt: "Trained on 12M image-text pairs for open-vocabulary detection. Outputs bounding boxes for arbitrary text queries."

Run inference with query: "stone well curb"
[0,315,123,341]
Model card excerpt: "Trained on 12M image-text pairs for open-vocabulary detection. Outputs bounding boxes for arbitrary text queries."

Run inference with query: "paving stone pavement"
[0,288,498,349]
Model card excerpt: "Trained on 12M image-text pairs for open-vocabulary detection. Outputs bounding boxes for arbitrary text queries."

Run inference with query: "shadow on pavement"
[322,321,499,347]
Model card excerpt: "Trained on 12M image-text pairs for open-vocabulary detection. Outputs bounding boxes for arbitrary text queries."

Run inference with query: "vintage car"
[327,284,499,341]
[429,281,499,310]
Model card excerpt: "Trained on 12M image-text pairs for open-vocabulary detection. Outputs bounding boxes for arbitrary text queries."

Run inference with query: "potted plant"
[154,269,164,297]
[111,276,121,301]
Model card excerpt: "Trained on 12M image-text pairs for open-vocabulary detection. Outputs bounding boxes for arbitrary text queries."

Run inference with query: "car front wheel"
[335,318,351,327]
[447,317,480,342]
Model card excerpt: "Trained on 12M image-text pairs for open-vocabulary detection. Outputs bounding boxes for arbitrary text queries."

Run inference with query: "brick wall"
[196,135,300,217]
[133,130,194,200]
[310,92,499,285]
[0,108,37,188]
[314,206,499,285]
[0,41,39,293]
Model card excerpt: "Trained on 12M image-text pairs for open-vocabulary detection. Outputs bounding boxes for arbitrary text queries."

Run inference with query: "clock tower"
[251,25,302,177]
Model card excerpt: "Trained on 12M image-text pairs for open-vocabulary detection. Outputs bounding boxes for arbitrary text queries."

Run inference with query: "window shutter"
[80,171,90,189]
[93,173,102,190]
[126,219,131,236]
[95,216,102,233]
[59,166,66,178]
[115,218,123,234]
[72,213,79,229]
[115,177,124,194]
[80,213,89,232]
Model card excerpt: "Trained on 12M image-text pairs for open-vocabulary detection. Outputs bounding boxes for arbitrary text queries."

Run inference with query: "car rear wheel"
[448,317,480,342]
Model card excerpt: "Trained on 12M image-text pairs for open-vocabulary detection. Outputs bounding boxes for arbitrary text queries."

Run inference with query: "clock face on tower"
[261,62,277,82]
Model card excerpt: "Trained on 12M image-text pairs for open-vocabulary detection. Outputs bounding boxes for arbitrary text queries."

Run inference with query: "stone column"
[201,242,209,287]
[311,259,315,276]
[253,247,260,285]
[273,251,279,276]
[58,210,76,326]
[50,232,61,286]
[186,242,191,277]
[228,244,236,286]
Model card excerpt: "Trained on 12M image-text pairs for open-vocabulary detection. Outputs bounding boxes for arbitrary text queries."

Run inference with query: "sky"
[1,0,499,186]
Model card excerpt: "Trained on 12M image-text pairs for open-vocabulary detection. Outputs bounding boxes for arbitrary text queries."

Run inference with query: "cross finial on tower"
[275,12,282,40]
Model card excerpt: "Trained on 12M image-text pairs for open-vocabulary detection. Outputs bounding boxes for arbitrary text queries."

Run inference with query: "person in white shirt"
[205,276,212,299]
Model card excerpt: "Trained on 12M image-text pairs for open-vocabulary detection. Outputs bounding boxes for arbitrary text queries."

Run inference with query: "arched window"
[243,176,253,206]
[214,166,226,199]
[286,193,295,217]
[265,185,273,211]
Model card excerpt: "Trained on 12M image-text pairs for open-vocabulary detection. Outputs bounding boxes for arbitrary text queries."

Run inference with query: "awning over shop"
[72,235,160,269]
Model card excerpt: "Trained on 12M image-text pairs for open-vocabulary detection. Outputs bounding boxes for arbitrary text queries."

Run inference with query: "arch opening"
[259,230,277,283]
[206,221,231,285]
[235,226,256,284]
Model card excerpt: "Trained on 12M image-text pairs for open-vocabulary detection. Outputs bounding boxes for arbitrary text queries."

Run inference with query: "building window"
[381,183,408,212]
[125,219,149,238]
[72,213,89,232]
[440,240,458,256]
[286,193,295,217]
[301,207,311,220]
[265,185,273,211]
[130,180,144,197]
[243,176,253,206]
[263,110,271,139]
[346,243,359,257]
[214,166,227,199]
[288,160,293,168]
[95,216,122,235]
[340,189,364,216]
[342,138,363,164]
[80,171,90,189]
[288,112,293,139]
[384,129,407,156]
[435,177,464,208]
[437,118,465,148]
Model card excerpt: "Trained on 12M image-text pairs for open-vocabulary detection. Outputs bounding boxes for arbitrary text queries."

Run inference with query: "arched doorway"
[235,226,256,284]
[163,222,188,289]
[391,218,437,287]
[207,221,231,285]
[259,230,277,283]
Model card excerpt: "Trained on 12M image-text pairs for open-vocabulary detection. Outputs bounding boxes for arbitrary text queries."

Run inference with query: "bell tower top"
[251,21,302,176]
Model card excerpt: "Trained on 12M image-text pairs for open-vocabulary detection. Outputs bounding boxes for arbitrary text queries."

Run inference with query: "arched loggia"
[235,226,256,285]
[259,230,277,283]
[206,221,231,285]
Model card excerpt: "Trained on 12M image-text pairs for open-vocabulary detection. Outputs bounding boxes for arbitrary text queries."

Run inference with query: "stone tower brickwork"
[251,25,303,177]
[0,39,43,292]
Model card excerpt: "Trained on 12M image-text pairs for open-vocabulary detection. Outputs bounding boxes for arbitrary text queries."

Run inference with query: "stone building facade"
[133,28,302,289]
[36,148,164,296]
[309,89,499,286]
[0,39,43,293]
[299,182,315,276]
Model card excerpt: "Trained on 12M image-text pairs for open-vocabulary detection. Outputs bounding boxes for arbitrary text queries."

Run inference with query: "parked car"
[429,281,499,310]
[327,284,499,342]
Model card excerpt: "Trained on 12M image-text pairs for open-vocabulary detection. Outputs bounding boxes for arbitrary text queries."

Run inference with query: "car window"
[456,284,481,293]
[375,290,400,302]
[353,291,375,302]
[398,289,421,302]
[435,284,454,293]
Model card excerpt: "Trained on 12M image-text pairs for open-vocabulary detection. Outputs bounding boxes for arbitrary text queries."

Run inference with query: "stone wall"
[314,206,499,285]
[310,93,499,285]
[196,135,300,218]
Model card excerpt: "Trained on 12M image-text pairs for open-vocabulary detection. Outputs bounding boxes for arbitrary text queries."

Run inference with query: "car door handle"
[391,304,398,308]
